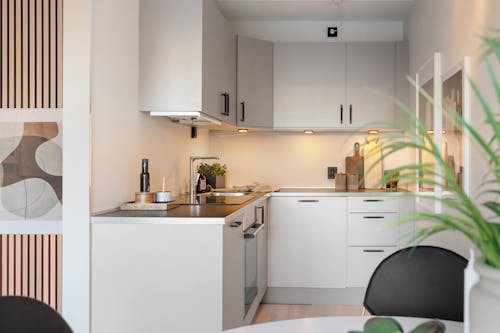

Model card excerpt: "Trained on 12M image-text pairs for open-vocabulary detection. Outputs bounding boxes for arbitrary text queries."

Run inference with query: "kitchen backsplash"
[209,131,412,188]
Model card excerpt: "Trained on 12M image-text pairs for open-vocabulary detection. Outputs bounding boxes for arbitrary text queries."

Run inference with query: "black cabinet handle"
[363,199,383,202]
[229,221,242,228]
[298,200,319,203]
[240,102,245,122]
[349,104,352,124]
[340,105,343,124]
[363,216,385,219]
[363,249,385,253]
[220,93,230,116]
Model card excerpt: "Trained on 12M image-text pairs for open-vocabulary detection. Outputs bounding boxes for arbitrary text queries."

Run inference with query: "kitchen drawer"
[348,197,399,213]
[347,246,397,287]
[348,213,399,246]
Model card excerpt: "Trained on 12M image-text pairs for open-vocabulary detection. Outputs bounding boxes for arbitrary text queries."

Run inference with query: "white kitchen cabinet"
[256,201,268,296]
[395,42,410,127]
[273,42,399,129]
[223,217,245,330]
[347,246,398,287]
[269,196,347,288]
[139,0,236,125]
[237,36,273,128]
[346,42,396,128]
[347,196,408,287]
[273,43,346,129]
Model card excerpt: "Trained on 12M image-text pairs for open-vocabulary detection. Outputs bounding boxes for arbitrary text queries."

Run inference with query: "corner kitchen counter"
[273,187,409,196]
[91,192,269,225]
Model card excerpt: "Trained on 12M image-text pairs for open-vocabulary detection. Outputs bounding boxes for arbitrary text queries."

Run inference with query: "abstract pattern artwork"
[0,122,62,220]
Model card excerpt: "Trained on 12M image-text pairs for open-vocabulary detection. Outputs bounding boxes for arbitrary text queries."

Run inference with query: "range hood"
[147,111,222,126]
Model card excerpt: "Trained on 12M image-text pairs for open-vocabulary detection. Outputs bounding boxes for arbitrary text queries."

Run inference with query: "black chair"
[363,246,467,322]
[0,296,73,333]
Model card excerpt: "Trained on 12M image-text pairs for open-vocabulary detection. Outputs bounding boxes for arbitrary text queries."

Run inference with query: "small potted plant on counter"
[348,317,445,333]
[198,162,227,189]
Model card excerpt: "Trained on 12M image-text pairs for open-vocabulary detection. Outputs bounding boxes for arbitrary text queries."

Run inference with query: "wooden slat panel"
[21,235,28,296]
[29,0,35,107]
[42,0,48,108]
[1,0,8,107]
[22,0,29,107]
[15,0,21,107]
[8,0,15,107]
[35,234,42,301]
[7,235,14,294]
[0,236,5,294]
[49,0,55,107]
[56,0,62,107]
[14,235,21,295]
[35,0,42,107]
[29,235,35,298]
[56,235,61,312]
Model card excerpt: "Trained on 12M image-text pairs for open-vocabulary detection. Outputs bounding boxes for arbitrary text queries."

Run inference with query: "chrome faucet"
[189,156,219,200]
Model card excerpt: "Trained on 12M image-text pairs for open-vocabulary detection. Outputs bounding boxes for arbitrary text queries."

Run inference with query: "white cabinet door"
[273,43,346,129]
[237,36,273,128]
[202,0,237,125]
[223,217,245,330]
[346,42,395,128]
[269,197,347,288]
[347,246,397,287]
[139,0,236,126]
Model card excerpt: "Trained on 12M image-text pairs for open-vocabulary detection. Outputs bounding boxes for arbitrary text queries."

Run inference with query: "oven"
[243,205,266,316]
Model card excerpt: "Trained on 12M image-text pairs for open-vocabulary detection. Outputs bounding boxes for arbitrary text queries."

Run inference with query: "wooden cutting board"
[345,142,364,188]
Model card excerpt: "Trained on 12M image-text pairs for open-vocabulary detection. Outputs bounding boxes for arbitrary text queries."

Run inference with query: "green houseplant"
[374,35,500,332]
[198,162,227,189]
[348,317,445,333]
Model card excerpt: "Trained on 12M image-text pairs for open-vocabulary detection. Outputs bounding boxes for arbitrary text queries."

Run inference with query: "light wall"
[232,20,404,42]
[209,132,409,188]
[407,0,500,256]
[91,0,210,213]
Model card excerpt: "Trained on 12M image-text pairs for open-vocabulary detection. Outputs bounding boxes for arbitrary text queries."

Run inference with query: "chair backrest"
[0,296,73,333]
[363,246,467,322]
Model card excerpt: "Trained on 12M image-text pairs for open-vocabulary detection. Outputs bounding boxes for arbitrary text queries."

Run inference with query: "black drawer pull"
[363,199,383,202]
[363,216,385,219]
[298,200,319,203]
[229,221,242,228]
[363,249,385,253]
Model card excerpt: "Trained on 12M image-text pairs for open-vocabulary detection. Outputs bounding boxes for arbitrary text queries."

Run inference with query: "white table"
[224,316,463,333]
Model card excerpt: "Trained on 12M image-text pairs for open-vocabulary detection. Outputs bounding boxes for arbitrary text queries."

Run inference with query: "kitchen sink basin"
[207,192,249,197]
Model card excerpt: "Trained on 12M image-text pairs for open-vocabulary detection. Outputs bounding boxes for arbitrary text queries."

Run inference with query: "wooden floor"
[252,304,364,324]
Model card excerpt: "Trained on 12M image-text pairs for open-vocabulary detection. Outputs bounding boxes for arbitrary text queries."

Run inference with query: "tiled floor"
[252,304,364,324]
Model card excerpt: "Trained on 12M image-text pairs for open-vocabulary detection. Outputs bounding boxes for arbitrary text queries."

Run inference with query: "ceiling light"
[368,129,379,134]
[238,128,248,133]
[304,130,314,134]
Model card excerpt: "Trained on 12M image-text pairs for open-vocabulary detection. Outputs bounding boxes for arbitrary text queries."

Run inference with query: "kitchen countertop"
[92,188,411,225]
[273,187,409,196]
[92,192,269,224]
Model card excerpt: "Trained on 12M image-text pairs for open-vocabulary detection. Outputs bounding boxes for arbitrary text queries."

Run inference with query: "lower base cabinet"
[269,196,347,288]
[347,246,398,287]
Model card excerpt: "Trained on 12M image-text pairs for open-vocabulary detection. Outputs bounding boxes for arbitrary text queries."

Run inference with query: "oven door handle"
[244,223,265,239]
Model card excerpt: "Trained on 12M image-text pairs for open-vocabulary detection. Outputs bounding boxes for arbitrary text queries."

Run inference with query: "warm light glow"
[368,129,379,134]
[303,130,314,134]
[238,128,248,133]
[426,129,446,134]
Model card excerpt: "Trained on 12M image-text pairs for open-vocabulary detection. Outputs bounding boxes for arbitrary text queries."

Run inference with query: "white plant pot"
[470,260,500,333]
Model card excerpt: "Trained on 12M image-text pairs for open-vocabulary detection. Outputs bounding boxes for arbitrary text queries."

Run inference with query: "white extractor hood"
[147,111,222,126]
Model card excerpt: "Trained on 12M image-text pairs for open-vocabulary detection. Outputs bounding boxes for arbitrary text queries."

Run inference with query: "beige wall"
[91,0,210,213]
[209,131,409,188]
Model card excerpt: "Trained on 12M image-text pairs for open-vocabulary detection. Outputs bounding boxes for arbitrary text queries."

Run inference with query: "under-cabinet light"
[304,130,314,134]
[238,128,248,133]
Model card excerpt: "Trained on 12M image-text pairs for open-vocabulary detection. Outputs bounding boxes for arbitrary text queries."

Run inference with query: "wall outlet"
[327,167,338,179]
[327,26,338,38]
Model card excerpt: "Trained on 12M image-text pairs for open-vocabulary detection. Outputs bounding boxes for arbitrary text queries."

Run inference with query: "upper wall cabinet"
[273,43,346,129]
[274,42,405,129]
[139,0,237,125]
[237,36,274,129]
[346,42,395,128]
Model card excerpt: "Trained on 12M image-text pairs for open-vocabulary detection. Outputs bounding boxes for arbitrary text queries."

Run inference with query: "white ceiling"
[216,0,414,21]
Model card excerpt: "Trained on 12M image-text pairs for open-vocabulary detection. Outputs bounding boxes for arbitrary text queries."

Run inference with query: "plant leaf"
[364,318,404,333]
[409,321,446,333]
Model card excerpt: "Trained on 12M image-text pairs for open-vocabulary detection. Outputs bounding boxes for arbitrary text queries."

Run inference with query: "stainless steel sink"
[208,192,249,197]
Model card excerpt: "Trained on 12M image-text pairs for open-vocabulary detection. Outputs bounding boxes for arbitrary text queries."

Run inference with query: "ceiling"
[216,0,414,21]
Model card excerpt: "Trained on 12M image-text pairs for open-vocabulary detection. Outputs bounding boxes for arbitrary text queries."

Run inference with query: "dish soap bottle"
[140,158,150,192]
